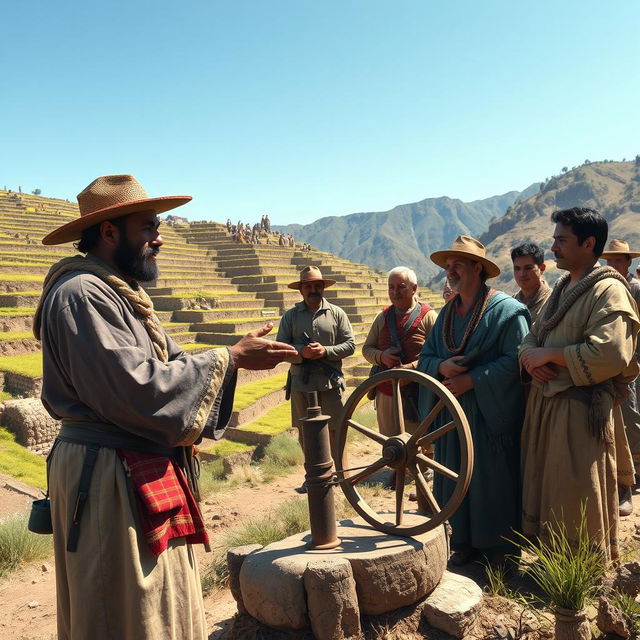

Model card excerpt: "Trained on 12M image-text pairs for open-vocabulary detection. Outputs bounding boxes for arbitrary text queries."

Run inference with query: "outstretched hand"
[229,323,298,370]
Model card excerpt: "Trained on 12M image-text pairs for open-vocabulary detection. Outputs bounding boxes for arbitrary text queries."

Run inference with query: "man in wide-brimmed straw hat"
[417,235,530,568]
[277,266,355,491]
[35,174,296,640]
[601,238,640,514]
[520,209,639,562]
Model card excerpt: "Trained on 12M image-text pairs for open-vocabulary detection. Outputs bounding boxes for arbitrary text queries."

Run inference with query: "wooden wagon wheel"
[334,368,473,537]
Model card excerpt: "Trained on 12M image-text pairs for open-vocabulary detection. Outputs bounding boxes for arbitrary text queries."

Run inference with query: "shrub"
[0,513,52,578]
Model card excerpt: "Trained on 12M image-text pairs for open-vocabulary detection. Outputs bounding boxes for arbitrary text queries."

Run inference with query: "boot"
[619,485,633,517]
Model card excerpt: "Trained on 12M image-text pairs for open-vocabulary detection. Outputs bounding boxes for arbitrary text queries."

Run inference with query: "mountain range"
[273,184,540,284]
[275,159,640,294]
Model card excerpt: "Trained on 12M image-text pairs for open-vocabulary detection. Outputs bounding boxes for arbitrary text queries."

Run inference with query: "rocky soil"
[1,469,640,640]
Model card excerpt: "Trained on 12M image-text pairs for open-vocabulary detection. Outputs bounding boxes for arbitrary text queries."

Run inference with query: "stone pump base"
[228,516,448,640]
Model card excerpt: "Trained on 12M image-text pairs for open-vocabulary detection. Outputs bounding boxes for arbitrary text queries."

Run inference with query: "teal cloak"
[417,292,530,553]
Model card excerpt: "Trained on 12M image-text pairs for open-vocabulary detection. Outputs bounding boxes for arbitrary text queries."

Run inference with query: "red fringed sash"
[117,450,209,556]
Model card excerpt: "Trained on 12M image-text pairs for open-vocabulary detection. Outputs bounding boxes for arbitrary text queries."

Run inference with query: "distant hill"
[472,159,640,293]
[273,184,540,284]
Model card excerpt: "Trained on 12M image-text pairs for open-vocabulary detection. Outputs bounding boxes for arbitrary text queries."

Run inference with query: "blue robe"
[417,292,530,553]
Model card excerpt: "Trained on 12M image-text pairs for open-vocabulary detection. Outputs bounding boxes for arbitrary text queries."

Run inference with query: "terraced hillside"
[0,189,441,451]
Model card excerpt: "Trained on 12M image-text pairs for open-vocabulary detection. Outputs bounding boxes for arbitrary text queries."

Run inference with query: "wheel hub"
[382,433,411,469]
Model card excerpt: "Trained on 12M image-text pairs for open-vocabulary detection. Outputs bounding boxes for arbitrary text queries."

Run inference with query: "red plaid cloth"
[117,450,209,556]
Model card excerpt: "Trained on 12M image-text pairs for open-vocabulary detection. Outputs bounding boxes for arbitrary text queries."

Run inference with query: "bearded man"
[511,242,551,322]
[417,236,530,567]
[600,239,640,514]
[35,174,296,640]
[520,209,639,561]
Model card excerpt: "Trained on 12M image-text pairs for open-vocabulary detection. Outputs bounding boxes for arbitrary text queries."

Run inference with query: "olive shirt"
[514,280,551,323]
[276,298,355,392]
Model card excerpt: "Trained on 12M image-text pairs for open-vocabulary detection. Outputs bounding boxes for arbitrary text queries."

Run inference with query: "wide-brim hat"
[430,235,501,278]
[42,174,191,245]
[600,239,640,259]
[287,266,336,289]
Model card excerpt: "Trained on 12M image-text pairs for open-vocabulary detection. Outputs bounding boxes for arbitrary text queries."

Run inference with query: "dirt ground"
[2,467,640,640]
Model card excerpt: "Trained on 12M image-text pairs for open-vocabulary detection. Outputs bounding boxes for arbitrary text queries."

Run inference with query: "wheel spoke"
[395,467,406,525]
[412,464,441,514]
[416,452,458,481]
[391,378,406,435]
[347,419,387,445]
[408,399,446,444]
[416,420,456,448]
[345,457,387,486]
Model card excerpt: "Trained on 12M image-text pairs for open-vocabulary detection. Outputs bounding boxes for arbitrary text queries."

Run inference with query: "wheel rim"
[334,368,473,536]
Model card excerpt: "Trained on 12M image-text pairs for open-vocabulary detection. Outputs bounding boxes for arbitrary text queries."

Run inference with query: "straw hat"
[42,174,191,245]
[600,239,640,259]
[287,266,336,289]
[430,235,501,278]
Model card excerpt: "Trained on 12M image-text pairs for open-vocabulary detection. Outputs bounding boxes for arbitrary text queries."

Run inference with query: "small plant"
[516,517,605,611]
[512,506,606,640]
[0,514,53,578]
[260,433,303,476]
[197,458,226,497]
[610,591,640,635]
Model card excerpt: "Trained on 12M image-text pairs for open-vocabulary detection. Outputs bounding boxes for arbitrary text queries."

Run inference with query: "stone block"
[3,398,60,449]
[422,570,483,638]
[222,450,254,475]
[227,544,263,614]
[304,558,361,640]
[596,597,630,638]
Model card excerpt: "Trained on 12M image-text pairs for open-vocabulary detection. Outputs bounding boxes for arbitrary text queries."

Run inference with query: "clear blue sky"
[2,1,638,225]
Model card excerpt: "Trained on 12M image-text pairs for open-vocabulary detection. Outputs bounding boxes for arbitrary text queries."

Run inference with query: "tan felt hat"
[287,266,336,289]
[42,174,191,245]
[430,235,501,278]
[600,239,640,259]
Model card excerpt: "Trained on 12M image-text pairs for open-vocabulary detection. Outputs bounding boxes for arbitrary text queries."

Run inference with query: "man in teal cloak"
[417,236,530,567]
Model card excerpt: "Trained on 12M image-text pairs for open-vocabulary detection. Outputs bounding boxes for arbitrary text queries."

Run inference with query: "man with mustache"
[511,242,551,322]
[34,174,297,640]
[417,236,530,568]
[276,266,355,490]
[520,208,639,561]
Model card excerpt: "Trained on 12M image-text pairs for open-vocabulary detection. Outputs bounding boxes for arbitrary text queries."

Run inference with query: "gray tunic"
[40,270,234,640]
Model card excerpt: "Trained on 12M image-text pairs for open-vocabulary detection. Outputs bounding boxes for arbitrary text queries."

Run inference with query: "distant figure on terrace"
[277,266,355,492]
[511,242,551,323]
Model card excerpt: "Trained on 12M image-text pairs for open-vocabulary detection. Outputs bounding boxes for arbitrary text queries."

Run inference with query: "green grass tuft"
[233,374,287,411]
[197,458,226,497]
[260,433,303,477]
[610,591,640,635]
[199,440,253,458]
[513,506,606,611]
[0,353,43,378]
[237,403,292,436]
[0,428,47,489]
[0,513,53,578]
[0,331,37,341]
[0,307,36,316]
